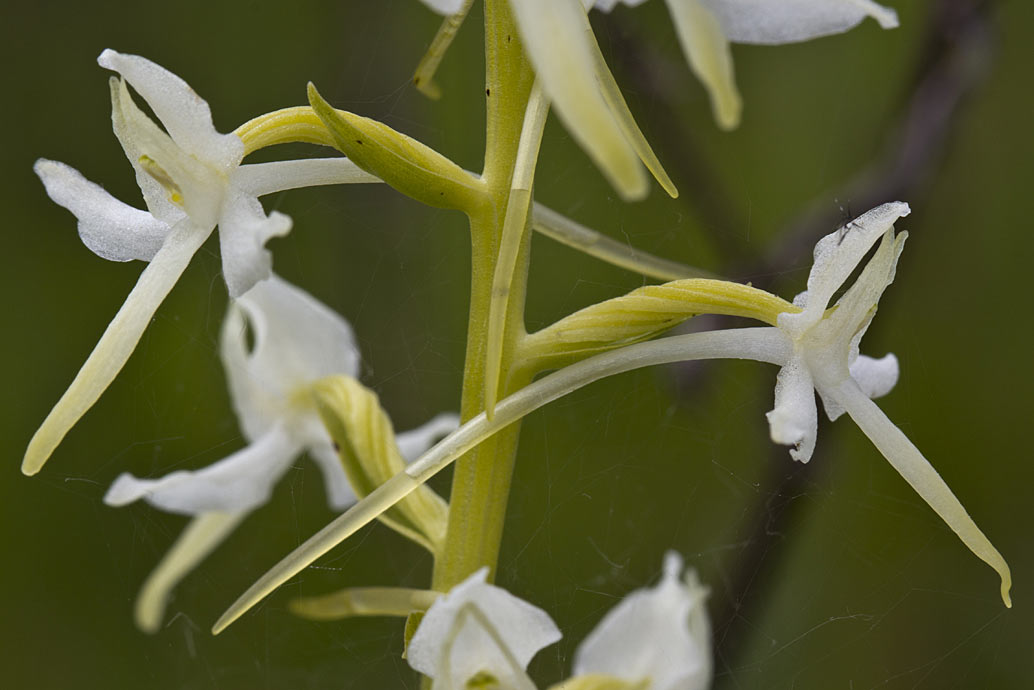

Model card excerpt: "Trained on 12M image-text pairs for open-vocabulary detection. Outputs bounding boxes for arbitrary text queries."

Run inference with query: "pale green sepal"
[312,376,449,554]
[307,83,487,211]
[288,586,439,621]
[546,675,648,690]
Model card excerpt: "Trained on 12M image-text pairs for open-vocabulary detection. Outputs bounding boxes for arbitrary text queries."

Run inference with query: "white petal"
[233,158,380,198]
[395,412,461,462]
[408,568,561,688]
[849,353,898,400]
[783,201,910,333]
[594,0,650,11]
[699,0,898,45]
[98,49,243,166]
[35,159,170,262]
[417,0,466,15]
[218,195,292,298]
[664,0,742,129]
[225,276,361,421]
[109,77,224,227]
[309,441,358,510]
[574,552,711,690]
[766,355,818,463]
[22,218,211,476]
[828,379,1012,607]
[133,511,247,633]
[104,425,301,515]
[509,0,648,199]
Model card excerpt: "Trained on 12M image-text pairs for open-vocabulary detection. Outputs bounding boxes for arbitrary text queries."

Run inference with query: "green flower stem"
[430,0,536,596]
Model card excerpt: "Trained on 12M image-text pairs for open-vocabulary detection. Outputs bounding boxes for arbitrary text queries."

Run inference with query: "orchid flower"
[571,552,711,690]
[594,0,899,129]
[103,275,458,632]
[407,568,562,690]
[418,0,677,201]
[25,50,375,476]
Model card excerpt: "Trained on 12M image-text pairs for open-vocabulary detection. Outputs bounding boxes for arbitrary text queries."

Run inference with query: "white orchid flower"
[408,568,562,690]
[572,552,711,690]
[25,50,375,476]
[595,0,899,129]
[103,275,458,632]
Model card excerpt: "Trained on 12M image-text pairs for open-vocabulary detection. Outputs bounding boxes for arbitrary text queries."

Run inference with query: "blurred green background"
[3,1,1032,687]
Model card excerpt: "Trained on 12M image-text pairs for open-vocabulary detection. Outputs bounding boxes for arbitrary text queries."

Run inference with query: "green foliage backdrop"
[2,1,1032,687]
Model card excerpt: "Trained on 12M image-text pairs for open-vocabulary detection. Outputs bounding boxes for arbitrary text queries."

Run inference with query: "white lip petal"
[217,196,292,298]
[34,159,170,262]
[665,0,742,130]
[98,49,243,166]
[830,379,1012,607]
[22,218,211,476]
[104,424,301,515]
[417,0,466,15]
[395,412,462,462]
[699,0,898,45]
[408,568,561,688]
[593,0,650,11]
[233,158,380,198]
[509,0,648,200]
[767,355,819,463]
[849,352,899,400]
[574,551,711,690]
[133,511,248,633]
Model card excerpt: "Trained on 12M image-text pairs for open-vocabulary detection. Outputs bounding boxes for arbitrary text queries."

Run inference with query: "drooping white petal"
[134,511,247,633]
[22,218,211,476]
[233,158,380,198]
[573,552,711,690]
[593,0,650,11]
[664,0,742,130]
[417,0,466,15]
[217,194,292,298]
[34,159,169,262]
[766,354,819,463]
[98,49,243,167]
[109,77,224,227]
[104,424,301,515]
[222,276,361,438]
[396,413,462,462]
[698,0,898,45]
[849,353,898,400]
[782,202,910,334]
[827,378,1012,607]
[408,568,561,689]
[309,442,358,510]
[509,0,648,200]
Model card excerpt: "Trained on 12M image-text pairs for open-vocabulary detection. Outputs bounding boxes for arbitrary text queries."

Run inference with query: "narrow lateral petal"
[104,425,301,515]
[509,0,648,199]
[832,379,1012,607]
[233,158,380,198]
[217,196,292,298]
[22,218,211,475]
[408,568,561,688]
[98,49,243,167]
[573,552,711,690]
[767,355,819,462]
[309,442,358,510]
[395,412,462,462]
[134,511,247,633]
[664,0,742,130]
[35,159,170,262]
[700,0,898,45]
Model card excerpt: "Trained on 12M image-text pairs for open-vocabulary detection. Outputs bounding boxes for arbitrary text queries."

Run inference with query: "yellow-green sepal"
[307,83,487,211]
[312,375,449,554]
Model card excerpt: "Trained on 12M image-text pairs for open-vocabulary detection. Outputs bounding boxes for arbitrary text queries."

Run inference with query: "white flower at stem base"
[25,50,374,476]
[572,552,711,690]
[103,275,458,632]
[408,568,561,689]
[595,0,899,129]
